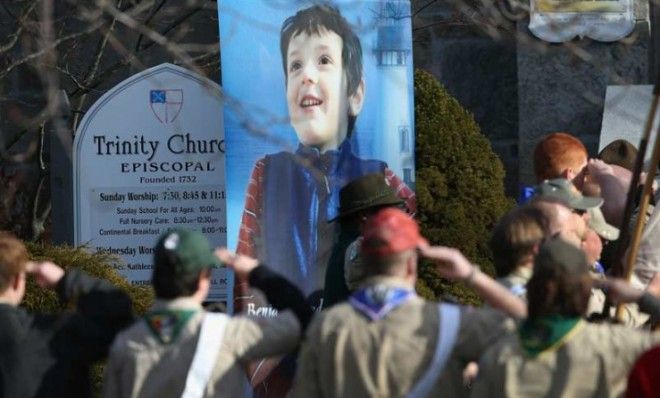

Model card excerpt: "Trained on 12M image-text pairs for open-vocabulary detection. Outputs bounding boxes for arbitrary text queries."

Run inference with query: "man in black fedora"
[322,172,411,308]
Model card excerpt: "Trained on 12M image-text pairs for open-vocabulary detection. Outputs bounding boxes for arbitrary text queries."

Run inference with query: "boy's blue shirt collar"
[296,139,351,158]
[295,140,355,175]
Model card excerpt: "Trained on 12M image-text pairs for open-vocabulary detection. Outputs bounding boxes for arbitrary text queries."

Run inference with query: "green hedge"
[23,243,153,315]
[414,69,513,304]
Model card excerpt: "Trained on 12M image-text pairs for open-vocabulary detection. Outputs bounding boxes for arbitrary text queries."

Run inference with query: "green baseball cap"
[534,178,603,210]
[154,229,220,275]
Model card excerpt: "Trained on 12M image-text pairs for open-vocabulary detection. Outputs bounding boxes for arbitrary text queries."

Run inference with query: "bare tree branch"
[0,1,38,53]
[0,20,104,79]
[73,0,123,131]
[412,0,438,18]
[134,0,167,52]
[96,0,211,85]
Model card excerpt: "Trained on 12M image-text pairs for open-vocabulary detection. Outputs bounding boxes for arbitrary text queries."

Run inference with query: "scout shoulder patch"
[144,309,197,345]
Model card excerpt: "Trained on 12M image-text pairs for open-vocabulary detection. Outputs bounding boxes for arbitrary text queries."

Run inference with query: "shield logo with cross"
[149,89,183,124]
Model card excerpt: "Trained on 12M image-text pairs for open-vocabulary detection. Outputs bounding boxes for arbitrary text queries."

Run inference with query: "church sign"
[73,63,230,304]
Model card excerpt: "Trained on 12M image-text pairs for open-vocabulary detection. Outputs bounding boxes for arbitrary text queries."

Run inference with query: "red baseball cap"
[361,208,428,257]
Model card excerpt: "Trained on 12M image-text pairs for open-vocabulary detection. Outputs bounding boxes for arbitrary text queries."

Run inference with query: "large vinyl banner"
[220,0,415,314]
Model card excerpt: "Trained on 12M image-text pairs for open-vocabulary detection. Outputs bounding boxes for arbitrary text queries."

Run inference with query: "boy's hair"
[490,206,549,278]
[527,263,592,320]
[363,250,414,277]
[280,4,363,135]
[533,132,588,182]
[526,238,592,320]
[151,229,218,299]
[151,264,206,299]
[0,232,28,292]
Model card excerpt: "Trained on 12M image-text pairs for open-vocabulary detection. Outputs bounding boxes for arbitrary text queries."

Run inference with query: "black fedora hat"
[334,173,404,220]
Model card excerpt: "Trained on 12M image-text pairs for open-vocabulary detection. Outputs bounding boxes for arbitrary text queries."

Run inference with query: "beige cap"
[587,207,620,241]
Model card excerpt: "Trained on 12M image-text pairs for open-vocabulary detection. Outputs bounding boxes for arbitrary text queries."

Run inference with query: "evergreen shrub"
[414,69,513,304]
[23,243,153,315]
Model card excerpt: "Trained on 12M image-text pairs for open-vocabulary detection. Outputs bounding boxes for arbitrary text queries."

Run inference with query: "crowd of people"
[1,131,659,398]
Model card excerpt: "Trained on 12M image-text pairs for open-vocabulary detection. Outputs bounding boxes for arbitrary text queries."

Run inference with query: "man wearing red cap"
[290,208,526,397]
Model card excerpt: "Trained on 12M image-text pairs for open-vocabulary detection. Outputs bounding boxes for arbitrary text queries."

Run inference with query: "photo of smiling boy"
[235,4,416,308]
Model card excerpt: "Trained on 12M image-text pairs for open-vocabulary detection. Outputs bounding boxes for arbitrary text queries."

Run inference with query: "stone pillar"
[414,30,519,196]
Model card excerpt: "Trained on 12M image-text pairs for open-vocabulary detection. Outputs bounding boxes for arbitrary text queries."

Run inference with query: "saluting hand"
[418,245,474,282]
[214,248,259,279]
[26,261,65,289]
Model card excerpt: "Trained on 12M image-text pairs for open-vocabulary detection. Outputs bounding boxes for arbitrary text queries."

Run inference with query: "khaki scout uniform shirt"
[587,271,647,327]
[290,276,514,398]
[471,321,660,398]
[101,297,300,398]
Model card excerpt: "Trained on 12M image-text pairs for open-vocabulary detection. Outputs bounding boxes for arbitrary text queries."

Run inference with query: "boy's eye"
[289,61,302,72]
[319,55,332,65]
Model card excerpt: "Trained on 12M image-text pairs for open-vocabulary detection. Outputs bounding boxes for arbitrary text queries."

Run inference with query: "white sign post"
[73,63,230,306]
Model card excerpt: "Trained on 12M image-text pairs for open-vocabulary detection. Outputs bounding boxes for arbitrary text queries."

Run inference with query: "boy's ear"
[407,252,418,277]
[348,79,365,117]
[11,273,22,290]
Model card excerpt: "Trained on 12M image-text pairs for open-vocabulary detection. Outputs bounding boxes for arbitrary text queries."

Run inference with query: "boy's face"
[285,29,363,153]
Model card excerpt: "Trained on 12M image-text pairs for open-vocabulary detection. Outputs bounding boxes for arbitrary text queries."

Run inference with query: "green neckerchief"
[144,309,198,345]
[518,315,582,357]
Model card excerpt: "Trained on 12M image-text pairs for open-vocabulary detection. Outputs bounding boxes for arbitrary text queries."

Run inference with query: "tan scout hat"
[598,139,637,172]
[587,207,620,241]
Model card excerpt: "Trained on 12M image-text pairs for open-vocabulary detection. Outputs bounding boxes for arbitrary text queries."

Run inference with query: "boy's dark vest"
[261,141,385,301]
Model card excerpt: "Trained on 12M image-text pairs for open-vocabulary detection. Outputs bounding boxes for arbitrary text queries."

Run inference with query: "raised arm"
[594,274,660,318]
[28,261,134,361]
[216,248,313,330]
[418,246,527,319]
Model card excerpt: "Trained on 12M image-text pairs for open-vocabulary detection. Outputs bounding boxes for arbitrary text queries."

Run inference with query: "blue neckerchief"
[593,261,605,274]
[349,285,414,321]
[510,284,527,297]
[519,185,535,205]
